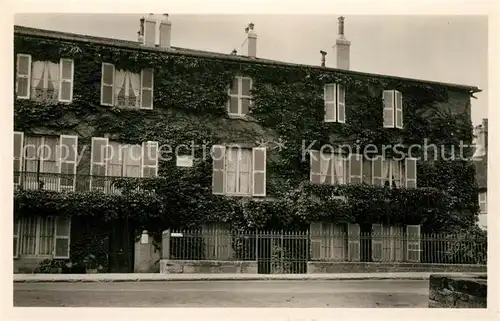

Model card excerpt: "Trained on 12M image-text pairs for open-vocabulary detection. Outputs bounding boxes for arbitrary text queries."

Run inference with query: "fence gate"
[257,231,308,274]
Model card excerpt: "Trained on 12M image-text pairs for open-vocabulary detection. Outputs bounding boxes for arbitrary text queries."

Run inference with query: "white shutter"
[372,224,383,261]
[309,222,323,260]
[332,224,346,260]
[406,225,421,263]
[395,90,403,129]
[101,63,115,106]
[212,145,226,195]
[405,158,417,188]
[58,58,74,103]
[391,225,404,262]
[324,84,336,122]
[347,223,360,261]
[252,147,266,197]
[310,150,321,183]
[90,137,109,191]
[141,141,159,177]
[140,68,154,110]
[383,90,395,128]
[14,218,20,258]
[14,131,24,185]
[372,156,383,186]
[348,154,362,184]
[54,216,71,259]
[337,84,346,123]
[59,135,78,191]
[16,54,31,99]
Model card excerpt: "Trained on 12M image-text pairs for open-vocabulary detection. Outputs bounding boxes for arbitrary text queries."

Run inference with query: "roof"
[14,25,482,94]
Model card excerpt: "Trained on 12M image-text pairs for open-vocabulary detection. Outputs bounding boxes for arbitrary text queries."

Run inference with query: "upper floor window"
[324,83,345,123]
[309,151,346,184]
[479,192,487,214]
[212,145,266,197]
[13,132,78,192]
[15,54,74,103]
[383,90,403,129]
[228,76,252,117]
[100,63,154,110]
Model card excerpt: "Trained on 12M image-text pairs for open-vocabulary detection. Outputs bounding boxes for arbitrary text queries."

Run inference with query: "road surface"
[14,279,429,308]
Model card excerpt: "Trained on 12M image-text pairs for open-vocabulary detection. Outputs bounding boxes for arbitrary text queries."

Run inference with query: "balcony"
[14,171,152,195]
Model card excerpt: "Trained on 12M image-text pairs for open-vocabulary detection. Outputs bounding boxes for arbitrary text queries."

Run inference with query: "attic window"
[228,76,253,117]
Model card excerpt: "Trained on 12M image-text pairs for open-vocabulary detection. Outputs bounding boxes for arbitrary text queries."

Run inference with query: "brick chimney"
[159,14,172,49]
[143,14,156,47]
[246,23,257,58]
[334,16,351,70]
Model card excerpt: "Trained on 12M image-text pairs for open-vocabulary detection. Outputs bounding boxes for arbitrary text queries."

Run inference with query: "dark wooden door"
[108,219,134,273]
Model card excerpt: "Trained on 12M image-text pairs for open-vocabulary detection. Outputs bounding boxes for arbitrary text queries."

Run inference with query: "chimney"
[143,13,156,47]
[138,17,145,42]
[159,14,172,49]
[245,23,257,58]
[482,118,488,151]
[334,16,351,70]
[320,50,327,67]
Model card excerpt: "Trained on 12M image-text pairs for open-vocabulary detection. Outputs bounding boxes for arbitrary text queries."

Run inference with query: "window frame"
[227,76,253,117]
[311,150,347,185]
[58,58,75,103]
[479,191,487,214]
[18,216,56,257]
[16,53,32,100]
[383,89,403,129]
[224,146,253,196]
[23,135,62,191]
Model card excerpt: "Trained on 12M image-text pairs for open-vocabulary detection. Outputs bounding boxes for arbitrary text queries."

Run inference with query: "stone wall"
[160,260,258,274]
[429,274,487,308]
[307,262,487,274]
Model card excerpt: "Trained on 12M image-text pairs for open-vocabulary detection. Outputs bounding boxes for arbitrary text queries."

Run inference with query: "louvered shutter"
[405,158,417,188]
[310,150,321,183]
[395,90,403,129]
[252,147,266,196]
[391,225,404,262]
[406,225,421,262]
[101,63,115,106]
[309,222,323,260]
[324,84,336,122]
[212,145,226,195]
[140,68,154,109]
[14,131,24,185]
[16,54,31,99]
[332,224,346,260]
[383,90,395,128]
[54,216,71,259]
[59,135,78,191]
[337,84,346,123]
[349,154,362,184]
[59,59,74,102]
[90,137,109,191]
[13,218,20,258]
[141,141,158,177]
[347,223,360,261]
[372,223,383,261]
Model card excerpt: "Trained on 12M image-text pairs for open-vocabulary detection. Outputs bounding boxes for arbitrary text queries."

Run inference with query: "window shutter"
[406,225,421,263]
[90,137,109,191]
[395,90,403,129]
[16,54,31,99]
[310,150,321,183]
[371,224,383,261]
[59,135,78,191]
[383,90,395,128]
[337,84,346,123]
[141,141,159,177]
[479,192,487,213]
[58,58,74,102]
[324,84,336,122]
[405,158,417,188]
[14,131,24,185]
[372,156,383,186]
[212,145,226,195]
[309,222,323,260]
[13,218,20,258]
[140,68,154,110]
[101,63,115,106]
[332,224,346,260]
[252,147,266,197]
[348,154,362,184]
[391,225,404,262]
[54,216,71,259]
[347,223,360,261]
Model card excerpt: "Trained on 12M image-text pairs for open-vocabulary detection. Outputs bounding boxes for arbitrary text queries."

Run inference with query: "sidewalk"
[13,272,483,283]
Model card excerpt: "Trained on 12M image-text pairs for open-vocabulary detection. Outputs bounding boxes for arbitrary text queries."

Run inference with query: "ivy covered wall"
[13,30,479,236]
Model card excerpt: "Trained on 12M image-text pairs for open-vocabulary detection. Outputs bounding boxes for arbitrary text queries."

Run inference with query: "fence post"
[162,229,171,260]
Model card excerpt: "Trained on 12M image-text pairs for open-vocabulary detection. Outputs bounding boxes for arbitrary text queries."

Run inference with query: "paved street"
[14,279,429,307]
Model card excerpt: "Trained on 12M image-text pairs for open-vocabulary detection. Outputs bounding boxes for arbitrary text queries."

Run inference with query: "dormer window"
[383,90,403,129]
[228,76,253,117]
[324,83,345,123]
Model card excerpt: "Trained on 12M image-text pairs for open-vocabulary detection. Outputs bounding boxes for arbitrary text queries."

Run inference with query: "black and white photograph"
[4,1,498,320]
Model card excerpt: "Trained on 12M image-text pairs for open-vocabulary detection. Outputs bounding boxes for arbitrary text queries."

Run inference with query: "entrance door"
[108,219,134,273]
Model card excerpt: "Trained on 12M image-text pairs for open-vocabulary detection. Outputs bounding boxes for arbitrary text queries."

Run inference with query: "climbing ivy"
[13,32,479,237]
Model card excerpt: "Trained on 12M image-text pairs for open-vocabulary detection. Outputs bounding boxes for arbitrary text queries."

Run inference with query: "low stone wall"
[307,262,487,274]
[160,260,258,274]
[429,274,487,308]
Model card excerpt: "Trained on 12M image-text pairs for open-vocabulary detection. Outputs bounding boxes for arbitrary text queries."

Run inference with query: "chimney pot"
[320,50,327,67]
[338,16,345,36]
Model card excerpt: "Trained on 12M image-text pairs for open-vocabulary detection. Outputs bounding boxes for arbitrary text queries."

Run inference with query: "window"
[101,63,154,110]
[309,150,347,184]
[15,54,74,102]
[372,156,417,188]
[479,192,487,214]
[383,90,403,129]
[324,83,346,123]
[212,145,266,197]
[90,138,159,191]
[13,132,78,191]
[14,216,71,259]
[228,76,252,116]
